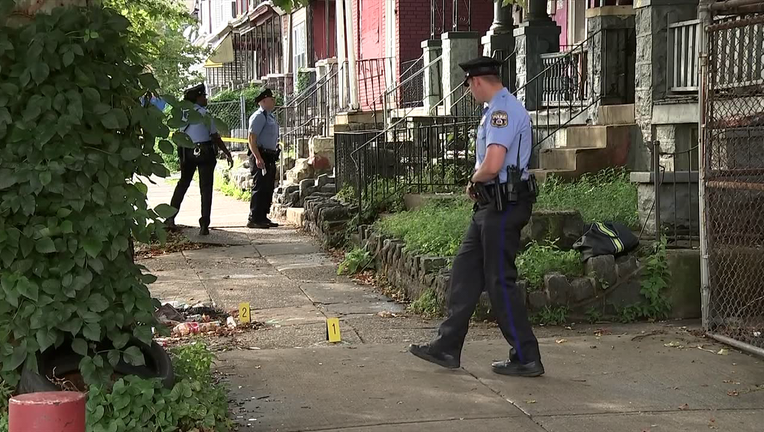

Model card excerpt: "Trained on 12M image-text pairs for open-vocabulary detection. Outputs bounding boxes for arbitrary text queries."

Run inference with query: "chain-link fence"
[702,12,764,353]
[207,97,247,151]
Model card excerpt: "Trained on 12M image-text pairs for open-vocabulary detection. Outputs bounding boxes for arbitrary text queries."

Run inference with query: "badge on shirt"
[491,110,508,128]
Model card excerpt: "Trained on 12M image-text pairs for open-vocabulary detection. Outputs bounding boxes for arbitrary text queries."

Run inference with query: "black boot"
[408,344,460,369]
[491,359,545,377]
[199,225,210,236]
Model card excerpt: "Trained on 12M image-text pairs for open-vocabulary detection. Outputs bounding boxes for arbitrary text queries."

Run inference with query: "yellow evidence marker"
[239,302,252,324]
[326,318,341,343]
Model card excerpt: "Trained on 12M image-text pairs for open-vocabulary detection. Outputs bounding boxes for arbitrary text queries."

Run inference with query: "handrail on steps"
[428,48,518,116]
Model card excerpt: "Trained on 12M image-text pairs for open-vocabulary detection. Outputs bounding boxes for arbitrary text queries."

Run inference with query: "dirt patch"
[135,229,217,259]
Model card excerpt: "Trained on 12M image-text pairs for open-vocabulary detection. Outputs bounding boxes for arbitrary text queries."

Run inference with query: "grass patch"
[516,241,583,291]
[531,306,569,326]
[214,165,252,202]
[409,288,443,318]
[374,198,473,257]
[536,168,638,228]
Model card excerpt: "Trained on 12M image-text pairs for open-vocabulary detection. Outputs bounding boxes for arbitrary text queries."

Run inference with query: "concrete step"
[560,124,635,149]
[530,169,579,183]
[597,104,635,125]
[539,147,615,172]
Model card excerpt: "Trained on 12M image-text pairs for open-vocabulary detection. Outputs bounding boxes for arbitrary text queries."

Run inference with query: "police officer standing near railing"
[167,83,234,236]
[409,56,544,377]
[247,88,280,229]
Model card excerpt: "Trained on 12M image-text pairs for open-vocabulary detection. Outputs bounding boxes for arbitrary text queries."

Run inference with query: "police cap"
[183,83,206,102]
[255,88,274,103]
[459,56,502,86]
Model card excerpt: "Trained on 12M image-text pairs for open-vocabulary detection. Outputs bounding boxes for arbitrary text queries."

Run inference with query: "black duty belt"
[259,147,279,156]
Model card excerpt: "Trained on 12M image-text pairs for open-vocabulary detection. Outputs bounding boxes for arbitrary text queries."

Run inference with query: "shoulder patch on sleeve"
[491,110,508,128]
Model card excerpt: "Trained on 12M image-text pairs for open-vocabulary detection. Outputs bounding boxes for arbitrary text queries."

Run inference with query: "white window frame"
[293,22,308,71]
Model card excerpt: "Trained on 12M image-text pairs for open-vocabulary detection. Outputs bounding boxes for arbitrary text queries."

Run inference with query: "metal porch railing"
[668,18,701,93]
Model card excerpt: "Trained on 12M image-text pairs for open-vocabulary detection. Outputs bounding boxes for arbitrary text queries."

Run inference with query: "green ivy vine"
[0,4,217,389]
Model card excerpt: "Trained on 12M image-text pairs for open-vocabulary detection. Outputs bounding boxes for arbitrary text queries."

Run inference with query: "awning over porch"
[204,25,234,67]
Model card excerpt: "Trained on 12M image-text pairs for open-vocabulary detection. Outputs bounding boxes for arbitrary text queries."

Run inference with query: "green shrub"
[617,237,672,323]
[338,248,372,275]
[536,168,639,228]
[409,288,443,318]
[0,6,184,388]
[516,241,583,291]
[375,199,472,257]
[85,341,231,432]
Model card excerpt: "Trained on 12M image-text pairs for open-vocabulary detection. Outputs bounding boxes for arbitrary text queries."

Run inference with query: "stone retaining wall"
[301,196,357,248]
[355,224,652,319]
[297,198,699,320]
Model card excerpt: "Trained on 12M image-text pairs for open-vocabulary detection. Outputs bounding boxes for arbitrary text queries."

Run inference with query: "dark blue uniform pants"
[248,152,278,223]
[431,199,541,364]
[170,145,217,229]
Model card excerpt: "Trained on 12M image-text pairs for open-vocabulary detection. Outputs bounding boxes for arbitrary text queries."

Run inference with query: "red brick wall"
[396,0,494,71]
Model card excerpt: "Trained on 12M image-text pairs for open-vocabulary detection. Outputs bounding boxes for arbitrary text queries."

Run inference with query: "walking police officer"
[167,83,234,236]
[247,88,280,229]
[409,57,544,377]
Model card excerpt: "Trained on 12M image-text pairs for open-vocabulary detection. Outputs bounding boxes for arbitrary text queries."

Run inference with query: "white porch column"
[344,0,359,110]
[336,0,347,110]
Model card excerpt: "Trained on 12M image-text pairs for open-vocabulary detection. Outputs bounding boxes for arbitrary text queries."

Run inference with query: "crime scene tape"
[222,137,249,143]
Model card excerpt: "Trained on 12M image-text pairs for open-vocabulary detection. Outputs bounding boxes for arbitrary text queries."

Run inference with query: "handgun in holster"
[470,182,491,206]
[527,173,539,203]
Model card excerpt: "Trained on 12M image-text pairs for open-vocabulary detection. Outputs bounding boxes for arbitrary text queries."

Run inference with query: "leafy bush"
[0,6,187,387]
[85,341,231,432]
[617,237,672,323]
[409,288,443,318]
[154,139,179,173]
[536,168,639,228]
[516,241,583,291]
[375,199,473,257]
[338,248,372,275]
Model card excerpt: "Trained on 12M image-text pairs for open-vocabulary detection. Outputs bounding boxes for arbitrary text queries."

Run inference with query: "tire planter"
[17,337,174,394]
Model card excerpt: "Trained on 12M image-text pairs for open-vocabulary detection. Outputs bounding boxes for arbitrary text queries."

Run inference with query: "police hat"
[459,56,502,86]
[255,88,274,103]
[183,83,206,101]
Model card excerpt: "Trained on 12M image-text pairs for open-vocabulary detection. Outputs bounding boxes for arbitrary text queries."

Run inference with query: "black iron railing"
[539,48,588,106]
[432,48,517,118]
[277,68,340,179]
[357,58,391,112]
[335,116,476,216]
[399,56,425,108]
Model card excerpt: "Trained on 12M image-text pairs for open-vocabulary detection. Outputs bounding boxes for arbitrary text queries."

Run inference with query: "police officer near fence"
[409,57,544,377]
[247,88,280,229]
[167,83,234,236]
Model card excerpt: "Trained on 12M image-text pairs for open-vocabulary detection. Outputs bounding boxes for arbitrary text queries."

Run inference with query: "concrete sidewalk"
[141,184,764,432]
[221,330,763,432]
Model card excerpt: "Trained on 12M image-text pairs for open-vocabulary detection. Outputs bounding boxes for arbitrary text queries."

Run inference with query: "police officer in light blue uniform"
[410,56,544,377]
[167,83,234,236]
[247,88,280,229]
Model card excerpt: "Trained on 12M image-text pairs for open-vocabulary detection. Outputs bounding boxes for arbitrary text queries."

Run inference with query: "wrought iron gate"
[701,10,764,354]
